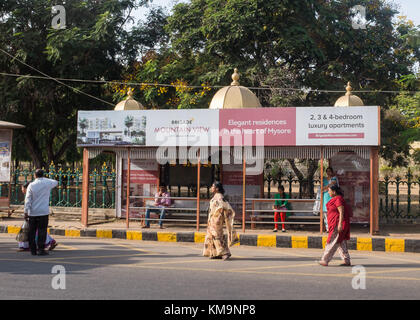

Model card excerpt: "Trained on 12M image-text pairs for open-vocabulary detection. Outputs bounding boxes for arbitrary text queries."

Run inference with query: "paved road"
[1,233,420,300]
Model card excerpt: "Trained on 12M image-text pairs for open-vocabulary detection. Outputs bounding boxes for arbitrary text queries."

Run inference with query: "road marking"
[364,275,420,281]
[126,231,142,241]
[322,236,328,249]
[55,244,78,251]
[257,235,276,247]
[291,236,308,248]
[0,252,149,261]
[65,230,80,237]
[232,262,318,271]
[194,233,206,243]
[108,242,152,253]
[1,256,420,282]
[96,230,113,238]
[7,226,20,234]
[157,232,177,242]
[134,259,215,266]
[353,252,420,264]
[385,239,405,252]
[364,267,420,275]
[357,238,372,251]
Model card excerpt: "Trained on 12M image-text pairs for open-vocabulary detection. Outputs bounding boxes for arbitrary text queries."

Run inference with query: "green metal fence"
[1,163,116,208]
[379,170,420,220]
[2,164,419,220]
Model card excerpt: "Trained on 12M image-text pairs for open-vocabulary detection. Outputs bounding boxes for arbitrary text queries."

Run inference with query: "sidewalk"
[1,213,420,253]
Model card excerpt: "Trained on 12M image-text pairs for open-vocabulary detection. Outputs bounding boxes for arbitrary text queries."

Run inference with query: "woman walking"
[318,185,351,266]
[203,181,239,260]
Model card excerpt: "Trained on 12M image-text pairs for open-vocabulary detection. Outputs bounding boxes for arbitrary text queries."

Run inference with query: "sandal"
[222,254,231,261]
[339,260,351,266]
[317,260,328,267]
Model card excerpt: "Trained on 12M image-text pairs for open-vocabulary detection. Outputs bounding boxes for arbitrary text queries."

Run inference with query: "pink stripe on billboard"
[308,133,365,139]
[219,108,296,146]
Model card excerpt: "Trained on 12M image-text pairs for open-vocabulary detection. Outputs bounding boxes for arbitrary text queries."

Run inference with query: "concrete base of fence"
[10,205,115,220]
[380,218,420,224]
[2,223,420,253]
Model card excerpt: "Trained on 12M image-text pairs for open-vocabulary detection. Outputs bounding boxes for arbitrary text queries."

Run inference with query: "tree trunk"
[287,158,318,198]
[24,131,45,169]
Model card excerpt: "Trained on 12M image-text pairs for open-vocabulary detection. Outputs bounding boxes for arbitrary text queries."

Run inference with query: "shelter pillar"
[319,147,324,234]
[81,148,89,228]
[126,148,131,229]
[196,149,201,231]
[242,148,246,233]
[370,146,380,235]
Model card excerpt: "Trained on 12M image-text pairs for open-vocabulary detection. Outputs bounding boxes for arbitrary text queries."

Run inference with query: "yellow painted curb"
[157,232,177,242]
[65,229,80,237]
[322,236,328,249]
[357,238,372,251]
[257,235,276,247]
[194,232,206,243]
[8,226,20,234]
[385,238,405,252]
[96,229,112,238]
[292,236,308,248]
[126,231,142,241]
[232,237,240,247]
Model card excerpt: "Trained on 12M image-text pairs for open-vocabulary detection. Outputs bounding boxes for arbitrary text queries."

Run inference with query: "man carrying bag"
[24,169,58,256]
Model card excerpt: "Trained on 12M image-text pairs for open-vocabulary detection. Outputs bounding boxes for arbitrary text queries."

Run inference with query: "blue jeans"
[144,206,166,227]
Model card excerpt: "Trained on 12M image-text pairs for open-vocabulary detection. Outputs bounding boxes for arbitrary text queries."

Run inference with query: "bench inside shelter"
[251,199,320,229]
[138,197,210,226]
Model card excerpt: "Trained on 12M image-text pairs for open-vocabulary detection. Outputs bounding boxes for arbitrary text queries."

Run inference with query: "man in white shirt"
[24,169,58,256]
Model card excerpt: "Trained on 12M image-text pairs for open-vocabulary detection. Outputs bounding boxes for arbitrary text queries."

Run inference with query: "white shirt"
[24,178,58,216]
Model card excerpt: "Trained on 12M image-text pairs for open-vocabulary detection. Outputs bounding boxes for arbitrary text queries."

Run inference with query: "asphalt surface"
[1,233,420,300]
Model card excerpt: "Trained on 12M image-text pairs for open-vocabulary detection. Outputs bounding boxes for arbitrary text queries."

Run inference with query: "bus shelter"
[0,120,25,217]
[78,102,380,235]
[78,72,380,235]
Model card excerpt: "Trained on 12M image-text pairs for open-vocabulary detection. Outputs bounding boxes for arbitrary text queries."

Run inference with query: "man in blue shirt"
[24,169,58,256]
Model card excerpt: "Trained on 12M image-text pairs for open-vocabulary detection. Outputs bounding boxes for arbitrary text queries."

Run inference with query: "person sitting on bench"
[143,185,172,229]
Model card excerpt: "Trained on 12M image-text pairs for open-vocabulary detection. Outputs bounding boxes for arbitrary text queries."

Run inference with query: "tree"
[378,70,419,166]
[165,0,420,195]
[0,0,150,167]
[166,0,418,107]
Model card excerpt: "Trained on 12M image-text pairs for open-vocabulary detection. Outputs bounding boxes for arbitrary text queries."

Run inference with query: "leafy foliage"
[0,0,149,167]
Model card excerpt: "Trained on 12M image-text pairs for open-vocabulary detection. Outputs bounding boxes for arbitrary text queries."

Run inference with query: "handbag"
[16,221,29,242]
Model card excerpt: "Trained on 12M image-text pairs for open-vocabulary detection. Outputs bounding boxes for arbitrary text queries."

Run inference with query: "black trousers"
[28,215,49,253]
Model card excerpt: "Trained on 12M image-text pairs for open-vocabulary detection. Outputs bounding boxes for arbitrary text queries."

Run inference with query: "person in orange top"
[318,184,352,267]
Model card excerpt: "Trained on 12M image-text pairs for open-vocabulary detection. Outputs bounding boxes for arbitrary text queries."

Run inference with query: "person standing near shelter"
[24,169,58,256]
[203,181,239,260]
[272,185,291,232]
[318,185,351,267]
[143,184,172,229]
[18,182,57,251]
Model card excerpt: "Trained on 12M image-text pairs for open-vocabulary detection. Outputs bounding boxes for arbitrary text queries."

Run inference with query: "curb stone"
[2,224,420,253]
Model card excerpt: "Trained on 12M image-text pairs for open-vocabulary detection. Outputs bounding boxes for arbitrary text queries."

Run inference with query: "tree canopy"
[0,0,149,167]
[0,0,419,170]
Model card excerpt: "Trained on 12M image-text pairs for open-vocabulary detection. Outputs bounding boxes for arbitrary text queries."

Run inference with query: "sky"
[131,0,420,26]
[392,0,420,26]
